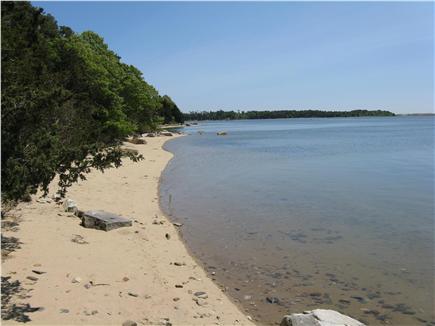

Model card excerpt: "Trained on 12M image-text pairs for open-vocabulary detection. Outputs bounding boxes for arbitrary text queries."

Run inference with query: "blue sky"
[34,2,433,113]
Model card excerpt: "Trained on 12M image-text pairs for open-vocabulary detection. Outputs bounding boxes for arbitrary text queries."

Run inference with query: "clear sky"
[34,1,433,114]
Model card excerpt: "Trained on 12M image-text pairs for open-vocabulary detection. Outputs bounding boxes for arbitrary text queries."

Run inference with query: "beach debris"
[194,291,208,299]
[71,277,82,283]
[266,296,280,304]
[216,131,227,136]
[81,210,132,231]
[26,276,38,282]
[165,233,171,240]
[32,270,46,275]
[280,309,366,326]
[71,234,88,244]
[63,198,77,213]
[122,321,138,326]
[172,222,183,227]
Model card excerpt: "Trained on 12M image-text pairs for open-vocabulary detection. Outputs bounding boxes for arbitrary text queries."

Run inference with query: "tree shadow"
[1,276,41,323]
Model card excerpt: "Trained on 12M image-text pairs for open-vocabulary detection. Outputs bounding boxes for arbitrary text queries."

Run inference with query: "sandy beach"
[2,136,254,325]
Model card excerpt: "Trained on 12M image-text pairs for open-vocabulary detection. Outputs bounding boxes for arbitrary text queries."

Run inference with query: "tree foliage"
[184,109,395,121]
[1,1,183,201]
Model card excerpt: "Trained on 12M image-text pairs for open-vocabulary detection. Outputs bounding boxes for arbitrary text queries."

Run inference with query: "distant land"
[184,109,395,121]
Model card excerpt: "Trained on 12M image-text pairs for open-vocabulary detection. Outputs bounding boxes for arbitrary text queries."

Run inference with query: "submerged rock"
[280,309,365,326]
[217,131,227,136]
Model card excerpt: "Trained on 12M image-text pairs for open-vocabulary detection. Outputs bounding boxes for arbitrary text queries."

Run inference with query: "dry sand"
[2,136,255,325]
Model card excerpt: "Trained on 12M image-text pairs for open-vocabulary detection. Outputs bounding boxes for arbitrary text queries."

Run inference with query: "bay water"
[160,117,434,325]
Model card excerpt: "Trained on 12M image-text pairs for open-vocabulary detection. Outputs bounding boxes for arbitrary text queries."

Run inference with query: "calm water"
[160,117,434,325]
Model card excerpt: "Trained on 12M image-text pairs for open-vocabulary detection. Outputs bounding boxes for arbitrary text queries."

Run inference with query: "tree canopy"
[184,109,395,121]
[1,1,183,201]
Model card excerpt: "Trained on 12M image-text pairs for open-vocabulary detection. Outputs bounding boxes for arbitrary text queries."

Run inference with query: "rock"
[165,233,171,240]
[146,133,156,137]
[266,296,280,304]
[173,222,183,227]
[161,132,173,137]
[63,199,77,213]
[123,277,130,282]
[74,209,84,218]
[128,292,139,297]
[173,297,180,302]
[26,276,38,282]
[244,295,252,300]
[71,234,88,244]
[194,291,208,299]
[173,262,185,266]
[128,137,147,144]
[81,210,132,231]
[175,284,183,288]
[193,297,208,306]
[72,277,82,283]
[52,193,62,202]
[281,309,365,326]
[217,131,227,136]
[122,321,137,326]
[84,283,92,289]
[32,270,46,275]
[60,308,69,313]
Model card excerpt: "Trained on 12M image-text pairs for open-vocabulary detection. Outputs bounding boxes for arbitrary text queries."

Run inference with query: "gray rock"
[160,132,173,137]
[172,222,183,227]
[281,309,365,326]
[63,199,77,212]
[81,210,132,231]
[217,131,227,136]
[26,276,38,282]
[122,321,137,326]
[194,291,208,299]
[128,137,147,144]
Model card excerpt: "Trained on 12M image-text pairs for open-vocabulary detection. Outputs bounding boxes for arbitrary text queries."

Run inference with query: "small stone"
[174,262,184,266]
[175,284,183,288]
[32,270,46,275]
[266,296,280,304]
[122,321,137,326]
[165,233,171,240]
[84,283,91,289]
[123,277,130,282]
[91,310,98,315]
[60,308,69,313]
[72,277,82,283]
[194,291,208,299]
[173,297,180,302]
[26,276,38,282]
[173,223,183,227]
[128,292,139,297]
[193,297,208,306]
[152,220,159,225]
[244,295,252,300]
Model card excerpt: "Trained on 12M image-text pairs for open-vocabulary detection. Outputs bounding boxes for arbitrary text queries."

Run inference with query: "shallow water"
[160,117,434,325]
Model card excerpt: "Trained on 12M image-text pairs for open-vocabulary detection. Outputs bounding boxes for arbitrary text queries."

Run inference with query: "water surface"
[161,117,434,325]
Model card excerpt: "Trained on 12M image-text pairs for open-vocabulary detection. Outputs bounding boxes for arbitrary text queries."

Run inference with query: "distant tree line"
[1,2,183,202]
[184,109,395,121]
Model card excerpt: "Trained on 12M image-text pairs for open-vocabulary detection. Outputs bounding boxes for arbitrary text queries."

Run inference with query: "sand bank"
[2,136,254,325]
